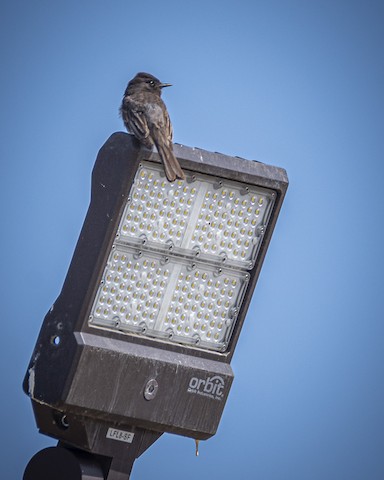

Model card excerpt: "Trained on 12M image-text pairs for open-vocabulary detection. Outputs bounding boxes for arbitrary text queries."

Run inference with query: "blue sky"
[1,1,384,478]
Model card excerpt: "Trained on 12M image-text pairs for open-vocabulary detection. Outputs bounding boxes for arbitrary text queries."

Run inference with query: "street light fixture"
[23,132,288,479]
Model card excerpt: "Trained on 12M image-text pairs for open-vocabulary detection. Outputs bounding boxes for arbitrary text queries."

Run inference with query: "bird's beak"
[160,83,172,88]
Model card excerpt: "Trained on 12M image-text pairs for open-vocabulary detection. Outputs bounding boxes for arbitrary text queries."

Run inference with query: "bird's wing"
[164,105,173,142]
[122,97,151,143]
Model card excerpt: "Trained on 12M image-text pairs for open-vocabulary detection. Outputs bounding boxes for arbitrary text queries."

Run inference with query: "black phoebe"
[120,72,185,182]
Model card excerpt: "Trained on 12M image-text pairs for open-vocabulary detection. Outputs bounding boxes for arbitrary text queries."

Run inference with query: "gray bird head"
[125,72,172,96]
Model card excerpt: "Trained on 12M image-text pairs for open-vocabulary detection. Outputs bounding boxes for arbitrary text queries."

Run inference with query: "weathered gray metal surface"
[24,132,288,454]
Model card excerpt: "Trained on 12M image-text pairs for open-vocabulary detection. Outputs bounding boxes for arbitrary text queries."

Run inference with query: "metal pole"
[23,445,106,480]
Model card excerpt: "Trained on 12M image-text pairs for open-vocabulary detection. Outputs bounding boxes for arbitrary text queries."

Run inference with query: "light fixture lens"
[117,163,275,269]
[89,161,275,351]
[90,246,248,351]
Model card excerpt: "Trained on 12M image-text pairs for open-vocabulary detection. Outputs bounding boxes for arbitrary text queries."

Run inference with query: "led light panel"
[117,162,275,269]
[119,169,198,249]
[89,161,275,352]
[89,245,249,351]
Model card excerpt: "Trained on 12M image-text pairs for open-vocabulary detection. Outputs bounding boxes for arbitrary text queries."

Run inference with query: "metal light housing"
[23,132,288,477]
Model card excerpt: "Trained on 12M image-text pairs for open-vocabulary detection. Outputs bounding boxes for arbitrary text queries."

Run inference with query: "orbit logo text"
[187,375,225,401]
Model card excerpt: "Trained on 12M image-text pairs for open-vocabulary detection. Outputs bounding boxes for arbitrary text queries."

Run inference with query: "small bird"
[120,72,185,182]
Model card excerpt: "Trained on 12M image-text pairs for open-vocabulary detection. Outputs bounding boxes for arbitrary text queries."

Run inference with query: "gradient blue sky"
[2,1,384,478]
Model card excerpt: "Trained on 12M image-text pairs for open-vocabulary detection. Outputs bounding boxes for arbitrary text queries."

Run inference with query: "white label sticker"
[106,427,135,443]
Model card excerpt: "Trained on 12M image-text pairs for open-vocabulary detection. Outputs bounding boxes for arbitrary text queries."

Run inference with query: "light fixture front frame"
[75,133,288,362]
[87,160,278,353]
[23,132,288,443]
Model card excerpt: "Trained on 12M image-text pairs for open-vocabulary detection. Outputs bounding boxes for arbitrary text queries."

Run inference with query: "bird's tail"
[151,131,185,182]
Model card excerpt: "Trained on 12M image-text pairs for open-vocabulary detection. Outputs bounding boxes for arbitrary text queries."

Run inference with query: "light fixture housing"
[23,133,288,472]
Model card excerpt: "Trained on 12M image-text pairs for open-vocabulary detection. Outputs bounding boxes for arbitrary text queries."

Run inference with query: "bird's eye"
[149,80,155,86]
